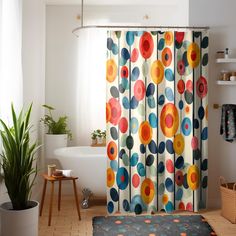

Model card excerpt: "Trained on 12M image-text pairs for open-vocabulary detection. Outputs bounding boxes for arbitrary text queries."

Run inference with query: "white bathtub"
[54,146,106,197]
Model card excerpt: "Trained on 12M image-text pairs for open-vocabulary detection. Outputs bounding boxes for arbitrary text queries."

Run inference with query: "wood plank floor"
[39,195,236,236]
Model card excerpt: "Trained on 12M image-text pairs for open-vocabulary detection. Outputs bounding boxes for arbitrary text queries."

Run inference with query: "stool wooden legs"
[40,179,47,216]
[48,181,54,226]
[73,179,81,220]
[58,179,62,211]
[40,176,81,226]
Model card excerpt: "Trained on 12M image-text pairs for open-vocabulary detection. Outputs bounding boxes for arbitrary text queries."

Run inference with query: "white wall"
[46,2,189,146]
[189,0,236,208]
[22,0,46,200]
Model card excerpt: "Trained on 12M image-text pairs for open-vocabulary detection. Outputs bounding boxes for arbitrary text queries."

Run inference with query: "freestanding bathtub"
[54,146,106,197]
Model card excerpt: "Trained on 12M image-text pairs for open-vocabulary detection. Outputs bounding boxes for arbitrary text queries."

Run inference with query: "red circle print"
[139,32,154,59]
[131,48,139,62]
[175,32,185,44]
[119,117,128,133]
[132,174,140,188]
[134,80,145,101]
[177,79,185,94]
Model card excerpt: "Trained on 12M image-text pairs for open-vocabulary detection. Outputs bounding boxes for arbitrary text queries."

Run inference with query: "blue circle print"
[110,127,118,140]
[130,153,139,166]
[122,97,129,109]
[131,117,139,134]
[148,96,156,109]
[166,139,174,154]
[148,140,158,154]
[194,118,199,129]
[179,100,184,110]
[158,161,165,174]
[121,78,128,90]
[140,144,146,154]
[121,48,130,60]
[110,160,118,172]
[146,83,155,97]
[165,201,174,212]
[107,37,113,50]
[201,127,208,140]
[137,163,146,177]
[126,31,135,46]
[158,141,165,154]
[176,188,183,201]
[119,57,127,66]
[149,113,157,128]
[110,188,119,202]
[130,96,139,109]
[107,201,114,213]
[181,117,192,136]
[158,94,165,106]
[116,167,129,190]
[119,149,125,159]
[198,106,205,120]
[165,177,174,192]
[175,156,184,169]
[123,199,130,212]
[131,67,140,81]
[165,69,174,81]
[165,87,174,101]
[146,154,154,166]
[119,83,125,94]
[158,38,165,51]
[110,86,119,98]
[112,43,118,55]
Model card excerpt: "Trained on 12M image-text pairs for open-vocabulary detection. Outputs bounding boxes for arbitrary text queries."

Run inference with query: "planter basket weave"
[220,176,236,224]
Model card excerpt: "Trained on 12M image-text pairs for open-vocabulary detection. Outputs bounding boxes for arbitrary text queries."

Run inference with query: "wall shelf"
[216,80,236,85]
[216,58,236,63]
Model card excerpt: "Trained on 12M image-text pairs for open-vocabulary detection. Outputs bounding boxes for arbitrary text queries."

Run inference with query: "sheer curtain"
[0,0,23,121]
[0,0,23,203]
[76,28,107,145]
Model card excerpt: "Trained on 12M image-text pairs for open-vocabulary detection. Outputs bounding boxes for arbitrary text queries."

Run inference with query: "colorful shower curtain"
[106,30,208,214]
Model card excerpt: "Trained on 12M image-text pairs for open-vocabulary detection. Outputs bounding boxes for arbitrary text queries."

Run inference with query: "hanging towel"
[220,104,236,142]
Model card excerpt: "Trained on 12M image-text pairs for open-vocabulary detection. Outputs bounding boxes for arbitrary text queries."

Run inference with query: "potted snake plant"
[0,104,40,236]
[40,104,72,159]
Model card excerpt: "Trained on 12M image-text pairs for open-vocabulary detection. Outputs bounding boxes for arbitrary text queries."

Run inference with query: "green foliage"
[91,129,106,139]
[0,104,40,210]
[41,104,72,139]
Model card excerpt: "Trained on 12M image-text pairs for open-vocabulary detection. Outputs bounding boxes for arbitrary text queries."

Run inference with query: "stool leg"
[40,179,47,216]
[72,179,81,220]
[58,179,62,211]
[48,181,54,226]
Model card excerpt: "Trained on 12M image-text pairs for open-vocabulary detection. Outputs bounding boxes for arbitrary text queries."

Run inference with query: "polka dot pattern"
[106,30,208,214]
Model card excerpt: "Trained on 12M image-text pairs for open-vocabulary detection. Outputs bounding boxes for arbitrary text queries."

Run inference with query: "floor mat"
[93,214,217,236]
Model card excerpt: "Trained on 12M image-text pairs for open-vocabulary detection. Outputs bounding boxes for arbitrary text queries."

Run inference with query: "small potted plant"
[40,105,72,159]
[101,130,106,145]
[91,131,97,145]
[0,104,40,236]
[96,129,103,144]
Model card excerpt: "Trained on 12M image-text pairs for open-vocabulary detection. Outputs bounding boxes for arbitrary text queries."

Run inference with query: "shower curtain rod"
[72,25,209,36]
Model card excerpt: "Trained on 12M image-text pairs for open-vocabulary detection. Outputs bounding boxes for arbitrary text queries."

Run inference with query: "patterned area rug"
[93,214,217,236]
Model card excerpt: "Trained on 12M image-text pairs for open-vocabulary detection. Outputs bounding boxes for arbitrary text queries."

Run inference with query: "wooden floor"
[39,195,236,236]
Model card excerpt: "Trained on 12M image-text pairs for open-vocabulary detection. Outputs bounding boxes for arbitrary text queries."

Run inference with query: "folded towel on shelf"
[220,104,236,142]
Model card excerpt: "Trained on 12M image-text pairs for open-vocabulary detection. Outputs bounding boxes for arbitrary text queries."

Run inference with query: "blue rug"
[93,214,217,236]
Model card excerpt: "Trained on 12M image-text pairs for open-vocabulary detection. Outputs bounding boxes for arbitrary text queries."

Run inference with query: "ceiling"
[45,0,179,6]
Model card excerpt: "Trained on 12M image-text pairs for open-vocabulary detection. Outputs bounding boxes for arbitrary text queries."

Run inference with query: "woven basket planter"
[220,176,236,224]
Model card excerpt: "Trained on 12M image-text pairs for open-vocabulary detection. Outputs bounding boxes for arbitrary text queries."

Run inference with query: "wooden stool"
[39,174,81,226]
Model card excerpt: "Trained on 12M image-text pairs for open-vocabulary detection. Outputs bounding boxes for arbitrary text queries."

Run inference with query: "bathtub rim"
[54,146,106,158]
